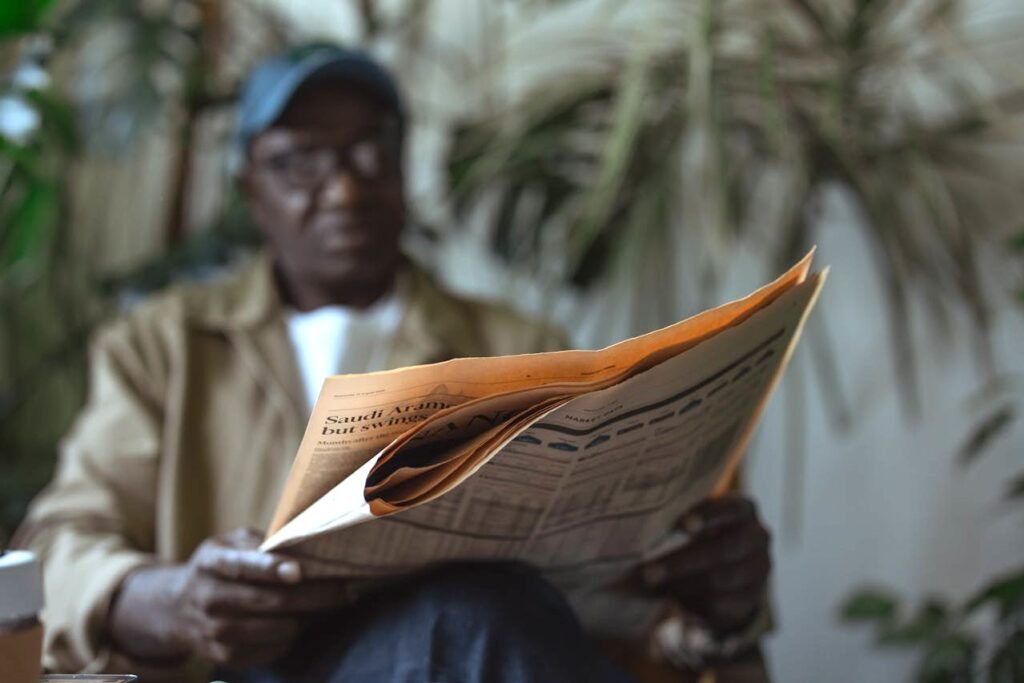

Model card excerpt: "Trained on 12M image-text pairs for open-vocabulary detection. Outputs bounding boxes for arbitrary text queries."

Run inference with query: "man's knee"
[262,563,634,683]
[399,562,579,636]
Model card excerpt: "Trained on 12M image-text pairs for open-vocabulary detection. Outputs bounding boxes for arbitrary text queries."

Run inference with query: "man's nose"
[318,168,366,208]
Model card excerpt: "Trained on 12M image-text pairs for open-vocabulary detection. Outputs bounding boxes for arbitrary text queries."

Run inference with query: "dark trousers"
[222,562,640,683]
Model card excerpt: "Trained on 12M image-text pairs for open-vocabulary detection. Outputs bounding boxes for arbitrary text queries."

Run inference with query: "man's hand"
[639,496,771,635]
[110,528,352,668]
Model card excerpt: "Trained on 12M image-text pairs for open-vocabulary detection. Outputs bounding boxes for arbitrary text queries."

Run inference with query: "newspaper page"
[264,271,825,633]
[264,260,823,540]
[267,252,815,537]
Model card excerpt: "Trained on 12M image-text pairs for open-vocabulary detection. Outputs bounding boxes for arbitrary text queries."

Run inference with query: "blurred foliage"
[446,0,1024,416]
[956,229,1024,502]
[56,0,205,152]
[0,0,283,543]
[0,0,54,37]
[840,230,1024,683]
[1,1,86,544]
[99,191,262,299]
[841,572,1024,682]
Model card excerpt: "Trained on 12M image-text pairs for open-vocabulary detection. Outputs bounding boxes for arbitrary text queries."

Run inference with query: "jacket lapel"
[188,254,308,433]
[187,254,482,427]
[234,319,309,429]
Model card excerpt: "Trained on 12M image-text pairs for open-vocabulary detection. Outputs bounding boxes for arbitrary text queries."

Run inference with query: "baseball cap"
[235,42,405,155]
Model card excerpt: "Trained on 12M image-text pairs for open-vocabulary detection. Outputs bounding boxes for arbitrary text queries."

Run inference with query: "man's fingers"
[641,546,708,587]
[718,522,771,564]
[193,576,351,615]
[642,523,769,588]
[191,578,280,614]
[705,588,765,630]
[196,544,302,584]
[646,497,772,635]
[221,527,265,549]
[679,496,757,536]
[708,554,771,593]
[277,579,354,613]
[652,552,771,605]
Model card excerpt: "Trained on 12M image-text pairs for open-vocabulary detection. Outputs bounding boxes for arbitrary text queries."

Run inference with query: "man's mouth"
[313,221,376,253]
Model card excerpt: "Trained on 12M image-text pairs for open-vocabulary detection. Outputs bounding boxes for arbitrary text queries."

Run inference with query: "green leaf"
[1006,472,1024,502]
[958,405,1016,467]
[0,179,57,268]
[1009,231,1024,251]
[989,629,1024,683]
[965,571,1024,619]
[877,600,949,647]
[491,183,524,263]
[25,91,79,154]
[0,138,43,178]
[914,634,975,683]
[839,589,898,623]
[573,54,649,268]
[0,0,55,35]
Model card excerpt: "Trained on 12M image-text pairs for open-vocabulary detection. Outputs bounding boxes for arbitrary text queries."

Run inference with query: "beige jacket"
[16,253,565,679]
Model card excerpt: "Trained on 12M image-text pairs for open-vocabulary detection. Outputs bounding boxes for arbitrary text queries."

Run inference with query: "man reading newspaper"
[17,44,782,683]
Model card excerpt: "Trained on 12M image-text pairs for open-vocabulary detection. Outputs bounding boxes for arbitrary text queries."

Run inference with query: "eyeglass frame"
[247,121,403,191]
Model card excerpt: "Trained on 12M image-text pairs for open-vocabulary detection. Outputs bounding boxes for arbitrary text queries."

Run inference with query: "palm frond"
[443,0,1024,409]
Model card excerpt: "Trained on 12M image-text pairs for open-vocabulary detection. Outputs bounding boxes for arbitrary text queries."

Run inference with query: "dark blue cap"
[235,42,405,152]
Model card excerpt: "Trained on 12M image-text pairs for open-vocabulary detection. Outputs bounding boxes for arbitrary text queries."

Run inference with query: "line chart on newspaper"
[262,251,826,630]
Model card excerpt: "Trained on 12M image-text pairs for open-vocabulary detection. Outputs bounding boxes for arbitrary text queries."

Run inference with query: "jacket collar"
[185,251,282,332]
[183,250,468,367]
[178,250,491,437]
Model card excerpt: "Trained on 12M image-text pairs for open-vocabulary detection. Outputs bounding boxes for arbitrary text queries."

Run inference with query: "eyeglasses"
[257,134,401,189]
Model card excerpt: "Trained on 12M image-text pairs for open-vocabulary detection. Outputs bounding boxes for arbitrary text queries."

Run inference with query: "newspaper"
[262,252,826,633]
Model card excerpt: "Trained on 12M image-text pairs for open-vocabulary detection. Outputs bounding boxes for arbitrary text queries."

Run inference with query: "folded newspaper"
[262,251,826,633]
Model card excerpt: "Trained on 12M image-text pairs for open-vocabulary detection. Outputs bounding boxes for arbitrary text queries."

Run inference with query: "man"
[17,44,771,682]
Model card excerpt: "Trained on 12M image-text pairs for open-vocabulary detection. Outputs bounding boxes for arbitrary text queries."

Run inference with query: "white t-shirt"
[285,285,405,411]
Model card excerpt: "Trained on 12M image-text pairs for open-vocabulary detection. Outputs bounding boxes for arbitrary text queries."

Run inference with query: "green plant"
[0,0,87,544]
[839,229,1024,682]
[445,0,1024,414]
[0,0,284,543]
[840,572,1024,682]
[953,228,1024,505]
[0,0,54,38]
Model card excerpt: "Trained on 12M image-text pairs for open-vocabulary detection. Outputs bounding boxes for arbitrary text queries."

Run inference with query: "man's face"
[241,83,405,305]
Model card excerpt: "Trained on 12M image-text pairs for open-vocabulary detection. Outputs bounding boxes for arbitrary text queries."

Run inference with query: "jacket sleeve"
[15,315,166,673]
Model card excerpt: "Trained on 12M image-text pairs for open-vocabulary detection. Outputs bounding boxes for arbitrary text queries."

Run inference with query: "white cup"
[0,550,45,683]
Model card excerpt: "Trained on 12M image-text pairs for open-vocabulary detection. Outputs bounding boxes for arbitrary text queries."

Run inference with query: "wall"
[745,190,1024,682]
